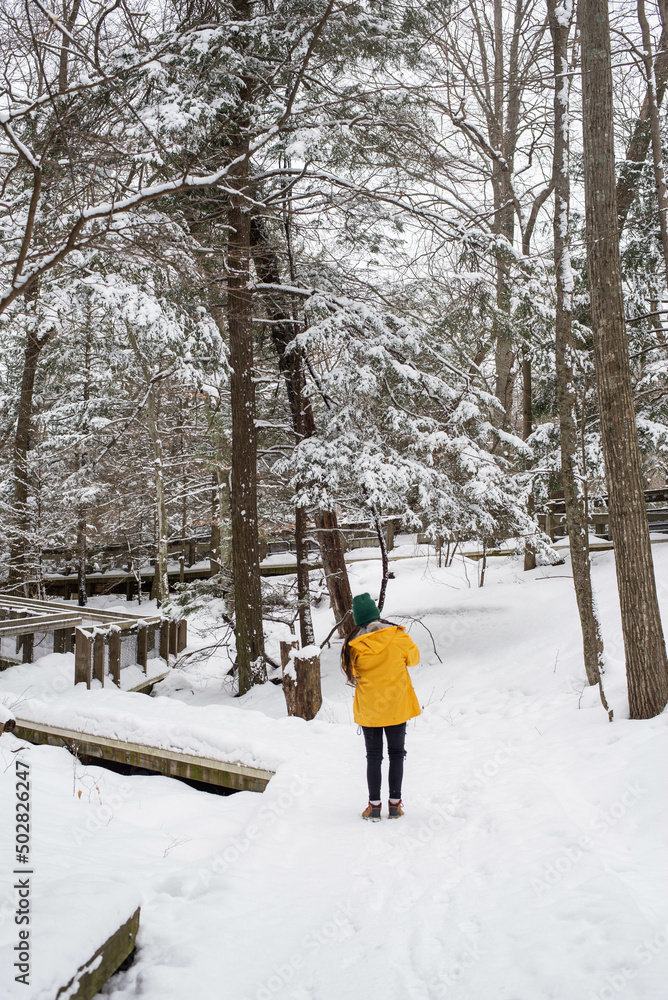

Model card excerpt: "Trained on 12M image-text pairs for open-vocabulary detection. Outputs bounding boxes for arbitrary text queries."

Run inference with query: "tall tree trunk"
[490,0,521,429]
[227,58,266,692]
[249,217,354,637]
[8,329,48,591]
[77,330,91,606]
[549,0,608,706]
[579,0,668,719]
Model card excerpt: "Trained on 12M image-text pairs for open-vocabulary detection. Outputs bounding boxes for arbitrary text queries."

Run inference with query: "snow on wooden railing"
[0,596,186,691]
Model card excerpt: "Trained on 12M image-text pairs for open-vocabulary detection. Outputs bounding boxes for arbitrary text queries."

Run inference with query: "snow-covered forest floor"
[1,544,667,999]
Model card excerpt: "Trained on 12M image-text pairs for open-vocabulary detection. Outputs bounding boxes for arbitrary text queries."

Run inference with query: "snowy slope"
[1,545,667,1000]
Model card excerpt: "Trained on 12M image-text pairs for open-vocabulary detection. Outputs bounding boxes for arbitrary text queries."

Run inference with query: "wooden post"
[75,628,93,688]
[93,632,105,686]
[21,631,34,663]
[385,520,395,552]
[177,620,187,652]
[545,508,554,541]
[137,626,148,673]
[160,620,169,661]
[188,537,197,567]
[169,620,178,657]
[109,630,122,688]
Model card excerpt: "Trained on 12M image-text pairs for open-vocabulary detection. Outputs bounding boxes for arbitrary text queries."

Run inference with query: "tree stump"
[280,640,298,717]
[280,642,322,721]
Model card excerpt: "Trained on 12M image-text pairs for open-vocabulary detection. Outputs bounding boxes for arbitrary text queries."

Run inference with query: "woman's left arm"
[399,630,420,666]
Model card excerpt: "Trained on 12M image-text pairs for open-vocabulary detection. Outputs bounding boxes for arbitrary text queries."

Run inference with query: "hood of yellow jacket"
[348,625,398,654]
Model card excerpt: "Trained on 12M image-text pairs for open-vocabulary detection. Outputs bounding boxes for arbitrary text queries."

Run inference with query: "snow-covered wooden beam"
[54,907,140,1000]
[13,719,274,793]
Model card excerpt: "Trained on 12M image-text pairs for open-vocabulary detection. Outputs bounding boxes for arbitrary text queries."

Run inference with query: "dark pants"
[362,723,407,801]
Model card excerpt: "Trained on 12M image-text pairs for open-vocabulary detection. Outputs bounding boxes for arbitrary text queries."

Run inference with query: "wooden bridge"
[6,519,399,600]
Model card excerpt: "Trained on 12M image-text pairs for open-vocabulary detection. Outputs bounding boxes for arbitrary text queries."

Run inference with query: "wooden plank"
[75,629,92,688]
[0,596,160,625]
[128,670,170,694]
[109,630,121,687]
[56,907,140,1000]
[93,633,106,686]
[137,626,148,673]
[169,620,178,658]
[13,719,274,792]
[0,614,82,638]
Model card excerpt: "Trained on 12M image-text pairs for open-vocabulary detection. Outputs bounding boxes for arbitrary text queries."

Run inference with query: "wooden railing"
[0,596,186,690]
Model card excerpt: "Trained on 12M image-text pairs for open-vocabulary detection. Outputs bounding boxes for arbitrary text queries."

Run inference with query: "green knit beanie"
[352,593,380,626]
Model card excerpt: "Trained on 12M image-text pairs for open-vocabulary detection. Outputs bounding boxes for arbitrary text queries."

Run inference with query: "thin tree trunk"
[76,510,87,606]
[295,504,315,647]
[549,0,608,704]
[126,328,170,607]
[210,472,221,576]
[371,506,390,612]
[57,0,82,91]
[522,351,536,571]
[227,50,266,691]
[617,1,668,233]
[249,216,354,637]
[490,0,519,429]
[8,329,47,590]
[579,0,668,719]
[77,330,91,606]
[637,0,668,280]
[146,390,169,606]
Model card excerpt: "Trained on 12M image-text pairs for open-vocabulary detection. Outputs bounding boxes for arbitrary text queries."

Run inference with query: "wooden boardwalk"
[13,718,274,793]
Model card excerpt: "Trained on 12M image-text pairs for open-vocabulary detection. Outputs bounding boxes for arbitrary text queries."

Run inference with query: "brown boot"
[362,802,381,822]
[388,799,404,818]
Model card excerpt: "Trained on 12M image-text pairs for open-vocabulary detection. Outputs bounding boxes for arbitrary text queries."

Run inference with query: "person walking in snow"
[341,592,421,822]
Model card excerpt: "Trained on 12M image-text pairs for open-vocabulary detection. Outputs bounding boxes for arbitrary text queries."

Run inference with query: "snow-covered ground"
[1,545,667,999]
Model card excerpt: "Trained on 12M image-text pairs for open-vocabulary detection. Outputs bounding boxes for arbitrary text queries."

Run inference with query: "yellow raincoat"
[349,625,421,727]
